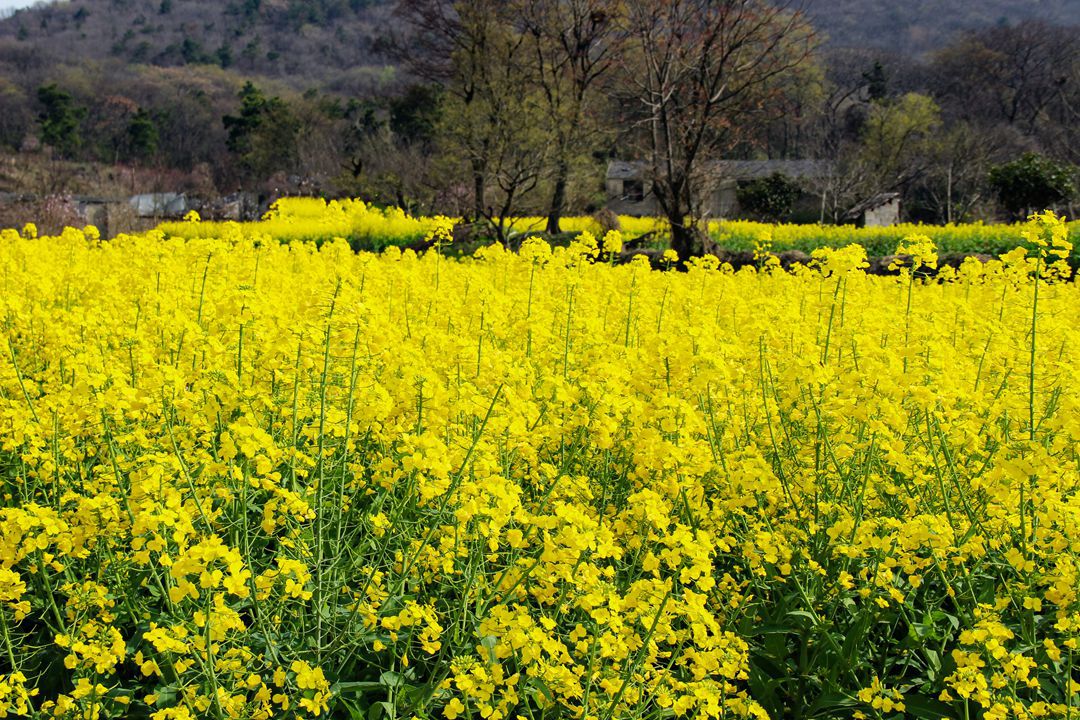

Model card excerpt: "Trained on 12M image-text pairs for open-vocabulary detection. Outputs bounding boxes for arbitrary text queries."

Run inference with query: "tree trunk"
[946,164,953,224]
[669,219,697,261]
[472,160,486,222]
[545,160,569,234]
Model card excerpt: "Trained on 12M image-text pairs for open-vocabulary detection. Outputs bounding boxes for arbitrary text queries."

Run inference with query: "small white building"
[844,193,901,227]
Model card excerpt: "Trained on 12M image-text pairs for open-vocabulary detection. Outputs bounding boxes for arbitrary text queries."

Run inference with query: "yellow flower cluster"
[158,197,446,250]
[890,233,939,271]
[0,210,1077,720]
[0,672,36,717]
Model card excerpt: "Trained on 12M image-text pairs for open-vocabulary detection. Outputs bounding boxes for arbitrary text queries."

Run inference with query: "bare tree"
[930,21,1079,136]
[800,50,879,222]
[914,122,1006,223]
[516,0,624,233]
[619,0,815,258]
[397,0,553,241]
[396,0,525,222]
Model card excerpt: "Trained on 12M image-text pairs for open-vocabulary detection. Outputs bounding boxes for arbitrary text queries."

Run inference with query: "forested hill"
[805,0,1080,54]
[0,0,396,89]
[3,0,1078,78]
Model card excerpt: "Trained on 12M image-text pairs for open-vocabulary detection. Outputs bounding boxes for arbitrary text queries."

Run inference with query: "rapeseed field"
[0,211,1077,720]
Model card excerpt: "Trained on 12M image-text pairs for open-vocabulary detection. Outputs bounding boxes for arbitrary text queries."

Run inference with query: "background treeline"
[0,0,1078,251]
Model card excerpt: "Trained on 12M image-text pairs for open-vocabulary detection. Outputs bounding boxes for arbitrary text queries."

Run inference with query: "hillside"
[4,0,1079,76]
[0,0,397,91]
[805,0,1080,54]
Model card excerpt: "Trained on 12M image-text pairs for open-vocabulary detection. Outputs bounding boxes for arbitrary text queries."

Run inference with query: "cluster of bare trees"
[805,21,1080,225]
[390,0,813,253]
[394,0,622,242]
[376,2,1079,250]
[618,2,814,256]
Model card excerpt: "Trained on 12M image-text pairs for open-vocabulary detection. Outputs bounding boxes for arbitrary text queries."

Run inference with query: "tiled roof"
[606,159,832,181]
[844,192,901,219]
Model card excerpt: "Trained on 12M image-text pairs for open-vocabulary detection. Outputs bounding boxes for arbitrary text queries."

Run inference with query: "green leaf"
[337,695,369,720]
[333,681,385,694]
[903,693,957,720]
[480,635,499,663]
[527,677,555,704]
[155,685,178,706]
[925,648,942,681]
[368,700,394,720]
[743,623,798,637]
[380,671,406,689]
[805,693,859,718]
[746,663,786,718]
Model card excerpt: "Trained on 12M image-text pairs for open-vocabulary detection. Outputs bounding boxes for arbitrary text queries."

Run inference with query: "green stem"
[903,270,914,374]
[0,611,17,669]
[562,284,576,379]
[5,337,39,423]
[821,275,843,365]
[314,281,341,660]
[1029,255,1041,443]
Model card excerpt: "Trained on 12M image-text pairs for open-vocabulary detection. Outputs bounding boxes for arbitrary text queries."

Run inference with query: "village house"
[605,159,831,219]
[606,160,903,227]
[843,192,901,227]
[74,193,189,237]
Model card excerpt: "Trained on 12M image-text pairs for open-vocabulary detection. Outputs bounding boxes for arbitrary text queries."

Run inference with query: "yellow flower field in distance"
[157,197,1080,261]
[0,214,1078,720]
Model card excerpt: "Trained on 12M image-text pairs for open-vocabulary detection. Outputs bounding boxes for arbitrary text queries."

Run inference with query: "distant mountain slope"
[5,0,1078,78]
[805,0,1080,54]
[0,0,396,90]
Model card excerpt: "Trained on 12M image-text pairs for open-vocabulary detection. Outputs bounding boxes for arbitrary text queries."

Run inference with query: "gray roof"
[129,193,188,217]
[713,159,831,180]
[844,192,901,219]
[607,160,645,180]
[607,159,831,181]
